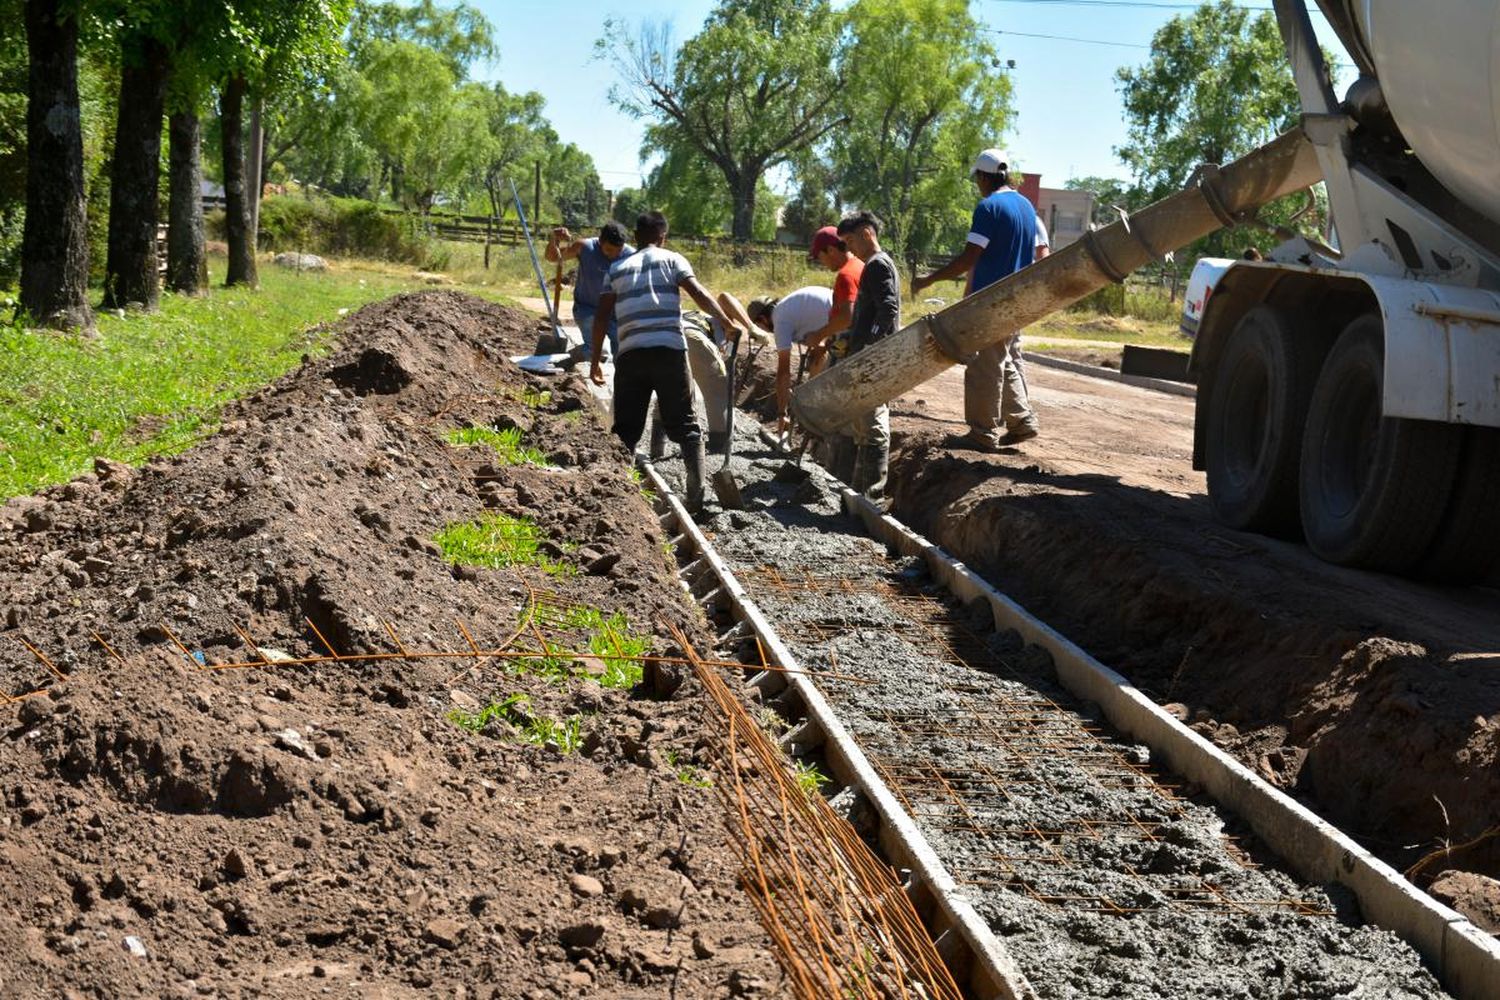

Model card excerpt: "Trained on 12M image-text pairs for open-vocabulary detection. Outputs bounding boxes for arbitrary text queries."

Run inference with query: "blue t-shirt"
[574,238,635,309]
[968,190,1037,293]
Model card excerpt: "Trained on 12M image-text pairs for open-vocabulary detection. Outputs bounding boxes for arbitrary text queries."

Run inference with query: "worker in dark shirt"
[831,210,899,497]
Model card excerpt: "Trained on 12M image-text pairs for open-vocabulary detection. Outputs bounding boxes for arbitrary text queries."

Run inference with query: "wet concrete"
[652,429,1450,999]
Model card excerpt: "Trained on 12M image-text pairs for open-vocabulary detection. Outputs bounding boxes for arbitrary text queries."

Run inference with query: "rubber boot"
[829,434,856,485]
[852,441,889,499]
[648,419,667,461]
[682,436,706,513]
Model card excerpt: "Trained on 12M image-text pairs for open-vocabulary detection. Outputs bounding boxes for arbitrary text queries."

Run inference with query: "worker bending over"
[832,211,899,497]
[747,286,832,437]
[589,211,741,512]
[913,149,1040,450]
[546,222,634,359]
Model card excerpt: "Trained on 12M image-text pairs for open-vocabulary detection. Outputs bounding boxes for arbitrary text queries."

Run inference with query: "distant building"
[1016,174,1095,250]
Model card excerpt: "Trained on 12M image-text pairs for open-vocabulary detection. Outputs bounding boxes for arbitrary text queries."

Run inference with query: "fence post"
[484,215,492,269]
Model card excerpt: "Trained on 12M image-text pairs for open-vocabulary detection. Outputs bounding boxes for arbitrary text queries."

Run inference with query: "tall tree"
[220,73,256,286]
[19,0,91,329]
[1115,0,1319,256]
[603,1,844,240]
[101,25,168,310]
[833,0,1013,252]
[166,107,206,293]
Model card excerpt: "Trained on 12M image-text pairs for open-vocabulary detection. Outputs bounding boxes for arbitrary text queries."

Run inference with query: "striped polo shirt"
[605,245,693,355]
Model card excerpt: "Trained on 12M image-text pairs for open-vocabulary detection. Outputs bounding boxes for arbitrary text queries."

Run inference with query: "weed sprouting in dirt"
[519,600,650,688]
[628,466,658,504]
[666,749,713,789]
[448,692,584,753]
[446,425,552,466]
[521,388,552,408]
[433,512,570,575]
[792,759,830,798]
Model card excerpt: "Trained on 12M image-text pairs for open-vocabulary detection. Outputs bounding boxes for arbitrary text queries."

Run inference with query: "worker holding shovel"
[589,211,744,512]
[546,221,634,360]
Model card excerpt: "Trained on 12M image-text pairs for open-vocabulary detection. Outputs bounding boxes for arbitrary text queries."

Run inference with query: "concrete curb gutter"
[1027,351,1197,397]
[637,458,1037,1000]
[835,485,1500,1000]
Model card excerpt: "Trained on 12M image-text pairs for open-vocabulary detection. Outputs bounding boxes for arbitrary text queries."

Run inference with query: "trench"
[641,423,1483,1000]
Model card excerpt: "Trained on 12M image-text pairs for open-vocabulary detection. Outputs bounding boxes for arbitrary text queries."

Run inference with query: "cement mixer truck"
[791,0,1500,582]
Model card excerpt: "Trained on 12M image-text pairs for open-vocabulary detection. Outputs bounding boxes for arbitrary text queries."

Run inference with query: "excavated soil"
[0,292,786,999]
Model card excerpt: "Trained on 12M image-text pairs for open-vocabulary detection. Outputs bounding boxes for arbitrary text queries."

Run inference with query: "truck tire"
[1299,315,1460,572]
[1418,426,1500,583]
[1204,305,1320,535]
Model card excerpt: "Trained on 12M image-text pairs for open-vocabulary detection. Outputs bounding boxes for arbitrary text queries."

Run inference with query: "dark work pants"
[612,346,701,451]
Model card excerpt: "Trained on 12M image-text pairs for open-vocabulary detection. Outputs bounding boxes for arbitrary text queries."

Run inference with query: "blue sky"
[472,1,1348,194]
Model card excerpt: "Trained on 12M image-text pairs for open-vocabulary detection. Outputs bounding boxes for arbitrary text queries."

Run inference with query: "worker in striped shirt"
[589,210,743,511]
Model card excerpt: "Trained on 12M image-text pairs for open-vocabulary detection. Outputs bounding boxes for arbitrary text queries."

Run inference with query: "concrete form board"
[639,461,1036,1000]
[842,490,1500,1000]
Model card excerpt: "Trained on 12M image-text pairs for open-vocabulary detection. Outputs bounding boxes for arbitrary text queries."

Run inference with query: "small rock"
[1430,871,1500,934]
[122,935,147,958]
[1163,702,1190,721]
[274,729,317,760]
[272,252,328,272]
[449,689,481,712]
[17,697,54,727]
[569,874,604,898]
[691,933,715,959]
[222,849,249,879]
[423,917,466,950]
[619,885,649,913]
[643,905,681,929]
[558,921,606,949]
[558,971,592,989]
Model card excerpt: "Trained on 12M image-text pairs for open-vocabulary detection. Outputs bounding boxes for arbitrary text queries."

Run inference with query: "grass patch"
[627,466,658,504]
[433,512,570,575]
[520,600,650,689]
[448,692,583,753]
[792,759,830,798]
[0,259,495,501]
[666,749,713,789]
[445,425,552,466]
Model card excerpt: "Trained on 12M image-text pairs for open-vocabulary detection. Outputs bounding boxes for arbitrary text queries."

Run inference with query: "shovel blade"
[711,467,744,509]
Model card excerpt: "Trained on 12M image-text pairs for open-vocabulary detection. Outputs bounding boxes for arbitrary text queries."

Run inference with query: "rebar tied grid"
[668,623,965,1000]
[739,567,1332,921]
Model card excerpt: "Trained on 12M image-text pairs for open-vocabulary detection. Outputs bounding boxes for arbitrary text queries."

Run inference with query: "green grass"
[521,601,650,689]
[792,759,830,798]
[433,512,570,575]
[448,692,584,753]
[665,749,713,789]
[445,425,553,466]
[0,259,491,501]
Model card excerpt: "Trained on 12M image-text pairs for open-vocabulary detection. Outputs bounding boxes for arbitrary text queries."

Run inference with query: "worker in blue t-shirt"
[545,222,635,360]
[913,149,1042,451]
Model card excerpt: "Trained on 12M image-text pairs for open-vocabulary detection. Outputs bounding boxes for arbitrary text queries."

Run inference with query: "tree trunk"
[166,110,206,293]
[730,169,757,242]
[102,35,168,310]
[19,0,91,331]
[248,97,264,238]
[220,74,257,287]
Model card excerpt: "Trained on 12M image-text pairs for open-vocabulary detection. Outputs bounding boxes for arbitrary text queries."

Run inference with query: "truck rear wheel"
[1204,305,1320,535]
[1299,315,1460,572]
[1418,426,1500,582]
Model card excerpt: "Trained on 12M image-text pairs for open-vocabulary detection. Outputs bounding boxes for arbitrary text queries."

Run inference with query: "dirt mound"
[886,435,1500,884]
[0,291,785,997]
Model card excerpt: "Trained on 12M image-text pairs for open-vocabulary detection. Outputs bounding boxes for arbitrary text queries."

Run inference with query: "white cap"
[971,148,1013,175]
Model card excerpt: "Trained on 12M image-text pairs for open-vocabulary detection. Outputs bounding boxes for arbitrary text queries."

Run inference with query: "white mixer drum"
[1353,0,1500,225]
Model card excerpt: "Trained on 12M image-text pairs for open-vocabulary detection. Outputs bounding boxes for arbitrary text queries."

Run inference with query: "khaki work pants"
[964,333,1037,439]
[652,324,728,438]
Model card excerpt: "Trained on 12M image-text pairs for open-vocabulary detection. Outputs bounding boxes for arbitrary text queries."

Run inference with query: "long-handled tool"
[709,328,744,509]
[508,178,565,354]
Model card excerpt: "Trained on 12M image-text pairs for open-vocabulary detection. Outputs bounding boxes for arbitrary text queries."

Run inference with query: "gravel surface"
[655,425,1450,1000]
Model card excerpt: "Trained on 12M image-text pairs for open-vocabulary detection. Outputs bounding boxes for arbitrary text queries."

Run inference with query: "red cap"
[808,226,842,261]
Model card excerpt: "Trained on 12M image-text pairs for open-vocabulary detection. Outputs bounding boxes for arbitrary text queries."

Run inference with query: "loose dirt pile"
[0,291,785,998]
